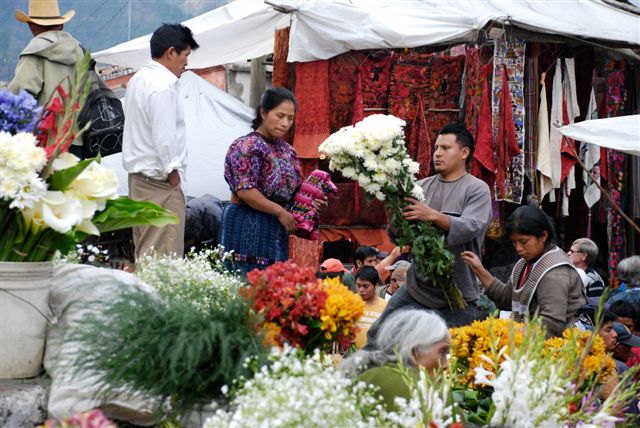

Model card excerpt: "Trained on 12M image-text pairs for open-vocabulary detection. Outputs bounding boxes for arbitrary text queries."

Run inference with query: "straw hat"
[15,0,75,26]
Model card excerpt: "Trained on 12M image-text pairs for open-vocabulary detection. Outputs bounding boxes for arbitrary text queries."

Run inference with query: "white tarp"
[94,0,640,69]
[93,0,289,70]
[557,115,640,156]
[274,0,640,62]
[101,71,254,198]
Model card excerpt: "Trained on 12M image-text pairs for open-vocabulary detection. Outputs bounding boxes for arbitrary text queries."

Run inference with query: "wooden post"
[249,55,268,109]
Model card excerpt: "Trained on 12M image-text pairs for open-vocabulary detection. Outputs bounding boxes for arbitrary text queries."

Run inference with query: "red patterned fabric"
[560,92,578,183]
[470,64,496,195]
[293,60,330,158]
[464,46,482,138]
[272,27,291,89]
[410,96,432,178]
[299,159,319,182]
[495,66,521,200]
[389,54,464,173]
[288,235,322,270]
[319,182,387,226]
[328,52,364,132]
[352,52,395,124]
[319,228,395,253]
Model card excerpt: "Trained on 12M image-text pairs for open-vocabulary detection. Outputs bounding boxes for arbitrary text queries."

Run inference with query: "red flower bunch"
[36,86,80,160]
[244,262,328,352]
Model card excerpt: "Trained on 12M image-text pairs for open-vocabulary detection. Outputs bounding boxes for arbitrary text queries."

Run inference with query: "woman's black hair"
[504,205,556,245]
[251,87,298,130]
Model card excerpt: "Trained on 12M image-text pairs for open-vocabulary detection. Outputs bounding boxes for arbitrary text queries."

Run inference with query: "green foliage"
[388,196,463,309]
[48,157,96,191]
[92,197,178,233]
[66,287,266,416]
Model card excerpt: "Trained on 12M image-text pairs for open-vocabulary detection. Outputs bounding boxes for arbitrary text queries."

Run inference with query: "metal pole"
[128,0,132,41]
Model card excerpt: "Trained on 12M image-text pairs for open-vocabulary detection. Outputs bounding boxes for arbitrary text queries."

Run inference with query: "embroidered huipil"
[224,132,302,207]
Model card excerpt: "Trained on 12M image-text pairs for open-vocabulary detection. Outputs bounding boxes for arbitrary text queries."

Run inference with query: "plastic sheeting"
[278,0,640,62]
[556,115,640,156]
[94,0,640,68]
[101,71,254,198]
[93,0,289,70]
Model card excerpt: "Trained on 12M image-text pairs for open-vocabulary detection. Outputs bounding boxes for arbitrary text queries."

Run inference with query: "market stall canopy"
[274,0,640,62]
[93,0,640,68]
[101,71,254,198]
[557,115,640,156]
[92,0,289,69]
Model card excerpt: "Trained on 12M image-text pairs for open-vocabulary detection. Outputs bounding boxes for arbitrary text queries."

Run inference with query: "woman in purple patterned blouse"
[221,88,302,273]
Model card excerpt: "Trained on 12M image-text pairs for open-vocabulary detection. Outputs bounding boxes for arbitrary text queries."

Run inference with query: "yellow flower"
[318,277,364,346]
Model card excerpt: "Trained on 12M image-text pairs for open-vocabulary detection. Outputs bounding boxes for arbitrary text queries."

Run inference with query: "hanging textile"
[319,182,388,226]
[560,58,580,216]
[464,46,482,139]
[493,65,522,200]
[536,73,553,201]
[328,52,364,132]
[580,84,600,238]
[388,53,464,171]
[524,56,539,181]
[470,63,496,194]
[352,52,395,124]
[293,60,330,159]
[272,27,291,89]
[603,59,627,279]
[492,39,526,203]
[410,96,432,178]
[288,235,322,270]
[549,60,564,191]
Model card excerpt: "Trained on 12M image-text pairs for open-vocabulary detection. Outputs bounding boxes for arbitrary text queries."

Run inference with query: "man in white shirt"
[123,23,199,260]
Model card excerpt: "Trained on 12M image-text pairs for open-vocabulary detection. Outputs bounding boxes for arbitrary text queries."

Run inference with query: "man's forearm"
[427,211,450,232]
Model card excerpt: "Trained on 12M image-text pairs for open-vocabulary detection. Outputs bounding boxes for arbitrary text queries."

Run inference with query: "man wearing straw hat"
[8,0,82,106]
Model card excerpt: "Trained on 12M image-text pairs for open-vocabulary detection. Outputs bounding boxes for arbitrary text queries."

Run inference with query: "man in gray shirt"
[365,124,492,347]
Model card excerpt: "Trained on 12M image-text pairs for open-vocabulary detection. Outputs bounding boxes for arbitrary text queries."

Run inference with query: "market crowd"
[6,0,640,422]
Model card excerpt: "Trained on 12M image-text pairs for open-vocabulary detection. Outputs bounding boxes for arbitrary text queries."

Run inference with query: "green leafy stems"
[387,195,465,310]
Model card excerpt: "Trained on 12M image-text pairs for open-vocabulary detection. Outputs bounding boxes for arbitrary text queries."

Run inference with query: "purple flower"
[0,89,42,134]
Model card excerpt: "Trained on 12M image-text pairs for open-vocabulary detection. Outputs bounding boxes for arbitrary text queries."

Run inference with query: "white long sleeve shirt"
[122,61,187,182]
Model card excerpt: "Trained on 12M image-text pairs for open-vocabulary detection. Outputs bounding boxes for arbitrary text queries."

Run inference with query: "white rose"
[51,152,80,171]
[69,161,119,212]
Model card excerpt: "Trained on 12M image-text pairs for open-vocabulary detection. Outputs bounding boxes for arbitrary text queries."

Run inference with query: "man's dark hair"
[610,300,640,331]
[354,246,378,264]
[150,23,199,59]
[438,123,475,160]
[355,266,380,285]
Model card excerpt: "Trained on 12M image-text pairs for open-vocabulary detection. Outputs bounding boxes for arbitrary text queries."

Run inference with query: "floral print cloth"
[224,132,302,207]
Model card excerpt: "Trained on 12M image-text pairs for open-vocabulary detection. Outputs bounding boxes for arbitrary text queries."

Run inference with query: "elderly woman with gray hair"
[608,256,640,306]
[568,238,605,302]
[342,309,450,411]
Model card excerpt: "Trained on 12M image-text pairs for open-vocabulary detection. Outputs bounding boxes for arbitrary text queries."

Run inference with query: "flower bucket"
[0,261,54,378]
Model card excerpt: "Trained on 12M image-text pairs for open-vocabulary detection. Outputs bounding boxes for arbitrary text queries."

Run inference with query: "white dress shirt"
[122,61,187,182]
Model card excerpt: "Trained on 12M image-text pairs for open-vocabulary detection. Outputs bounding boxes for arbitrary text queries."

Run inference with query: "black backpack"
[77,53,125,159]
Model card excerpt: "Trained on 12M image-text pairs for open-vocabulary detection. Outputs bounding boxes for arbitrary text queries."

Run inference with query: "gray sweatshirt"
[406,173,492,309]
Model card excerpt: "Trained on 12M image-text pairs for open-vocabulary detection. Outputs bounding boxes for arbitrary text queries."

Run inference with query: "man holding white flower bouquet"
[365,124,492,347]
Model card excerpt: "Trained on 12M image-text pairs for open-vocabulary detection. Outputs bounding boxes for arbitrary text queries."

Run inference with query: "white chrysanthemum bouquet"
[319,114,463,309]
[0,56,177,262]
